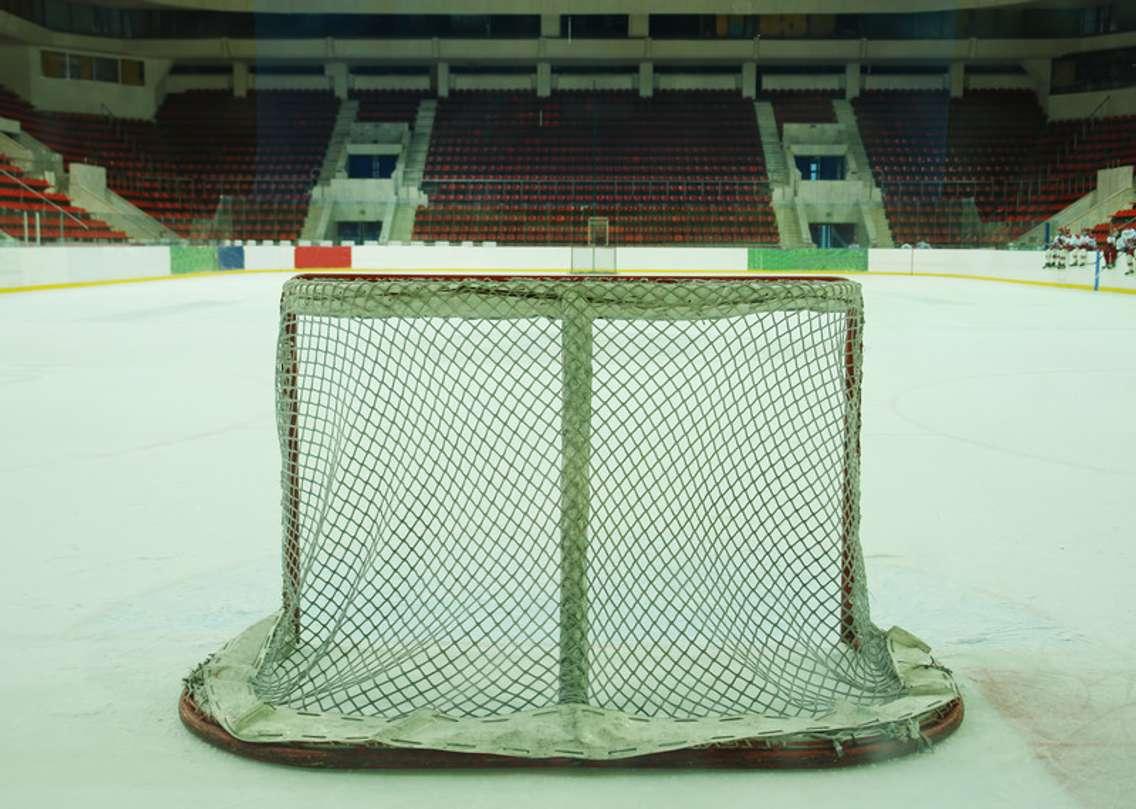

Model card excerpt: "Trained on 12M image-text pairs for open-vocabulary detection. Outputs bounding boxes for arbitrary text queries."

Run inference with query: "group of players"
[1044,225,1136,274]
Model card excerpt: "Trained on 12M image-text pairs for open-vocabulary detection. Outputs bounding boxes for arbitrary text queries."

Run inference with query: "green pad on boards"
[748,247,869,272]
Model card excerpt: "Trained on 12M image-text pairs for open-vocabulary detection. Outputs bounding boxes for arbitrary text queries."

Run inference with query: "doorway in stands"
[795,155,846,181]
[336,221,381,244]
[810,222,857,248]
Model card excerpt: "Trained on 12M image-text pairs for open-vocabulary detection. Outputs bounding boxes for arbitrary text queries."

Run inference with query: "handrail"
[0,167,89,229]
[1087,94,1112,122]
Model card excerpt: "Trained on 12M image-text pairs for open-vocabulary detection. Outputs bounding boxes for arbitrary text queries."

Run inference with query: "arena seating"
[0,157,126,242]
[855,89,1136,245]
[854,89,1047,246]
[3,78,1131,250]
[414,90,777,245]
[0,87,337,241]
[990,114,1136,227]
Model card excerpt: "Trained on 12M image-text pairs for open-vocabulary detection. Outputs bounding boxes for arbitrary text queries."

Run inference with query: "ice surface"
[1,273,1133,808]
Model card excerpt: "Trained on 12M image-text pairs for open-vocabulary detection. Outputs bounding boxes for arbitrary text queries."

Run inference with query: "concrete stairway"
[317,99,359,183]
[833,100,875,184]
[1,129,176,242]
[402,100,437,191]
[299,197,331,242]
[834,99,895,247]
[300,98,360,241]
[755,102,789,186]
[773,203,808,248]
[388,203,418,242]
[1019,166,1135,247]
[864,201,895,248]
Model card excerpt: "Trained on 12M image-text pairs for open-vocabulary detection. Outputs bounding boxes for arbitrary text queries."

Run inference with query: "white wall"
[20,46,172,120]
[164,74,232,94]
[351,76,432,92]
[762,74,843,92]
[615,247,746,270]
[351,244,571,270]
[966,73,1034,91]
[0,45,31,99]
[555,75,636,92]
[251,75,333,92]
[1047,85,1136,121]
[656,75,740,92]
[869,247,1136,292]
[450,75,535,92]
[243,245,294,270]
[3,244,1135,296]
[863,74,948,92]
[0,246,168,288]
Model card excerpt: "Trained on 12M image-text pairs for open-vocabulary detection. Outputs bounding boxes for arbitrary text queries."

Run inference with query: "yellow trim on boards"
[0,267,300,295]
[1,266,1135,296]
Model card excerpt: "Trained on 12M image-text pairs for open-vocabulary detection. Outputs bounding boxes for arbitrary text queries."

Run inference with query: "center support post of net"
[559,293,593,705]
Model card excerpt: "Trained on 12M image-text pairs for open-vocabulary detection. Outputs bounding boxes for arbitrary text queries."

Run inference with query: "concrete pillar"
[541,14,559,38]
[325,62,348,100]
[949,62,965,98]
[233,62,249,98]
[742,62,757,99]
[436,62,450,98]
[845,62,861,99]
[537,62,552,98]
[639,62,653,98]
[629,14,649,38]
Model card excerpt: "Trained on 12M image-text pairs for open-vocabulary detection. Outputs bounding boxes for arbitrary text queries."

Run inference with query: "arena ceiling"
[105,1,1110,14]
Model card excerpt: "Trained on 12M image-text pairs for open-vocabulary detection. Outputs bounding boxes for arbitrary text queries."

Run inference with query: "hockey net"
[182,274,962,767]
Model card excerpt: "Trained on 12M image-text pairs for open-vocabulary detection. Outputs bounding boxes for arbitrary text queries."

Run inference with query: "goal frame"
[180,272,964,768]
[277,273,861,659]
[180,689,963,768]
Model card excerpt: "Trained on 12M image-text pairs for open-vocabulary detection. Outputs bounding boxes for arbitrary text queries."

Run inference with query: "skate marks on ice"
[971,659,1136,809]
[888,368,1136,476]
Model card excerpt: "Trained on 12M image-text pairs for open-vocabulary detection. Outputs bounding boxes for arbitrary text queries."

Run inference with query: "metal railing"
[0,167,91,243]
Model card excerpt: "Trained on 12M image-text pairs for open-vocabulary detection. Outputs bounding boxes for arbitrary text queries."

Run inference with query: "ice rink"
[1,271,1133,809]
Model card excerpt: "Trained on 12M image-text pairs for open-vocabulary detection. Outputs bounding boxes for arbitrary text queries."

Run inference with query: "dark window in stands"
[41,49,143,85]
[555,65,637,75]
[93,56,118,83]
[351,66,431,76]
[41,50,67,78]
[66,53,93,80]
[450,65,534,75]
[651,15,759,39]
[653,65,738,75]
[561,15,628,38]
[250,64,324,75]
[169,64,231,75]
[121,60,144,85]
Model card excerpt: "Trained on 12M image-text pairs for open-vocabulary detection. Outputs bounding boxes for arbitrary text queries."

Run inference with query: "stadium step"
[755,102,789,187]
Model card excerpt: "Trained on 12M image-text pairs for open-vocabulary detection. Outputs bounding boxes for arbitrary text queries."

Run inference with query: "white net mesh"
[185,275,960,761]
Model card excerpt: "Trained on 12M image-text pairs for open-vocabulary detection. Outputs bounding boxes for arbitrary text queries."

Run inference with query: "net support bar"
[559,295,593,705]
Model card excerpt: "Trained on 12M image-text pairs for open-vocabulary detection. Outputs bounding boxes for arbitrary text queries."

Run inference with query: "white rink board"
[870,247,1136,291]
[2,244,1135,295]
[615,247,748,271]
[0,245,169,287]
[351,244,572,271]
[241,244,294,271]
